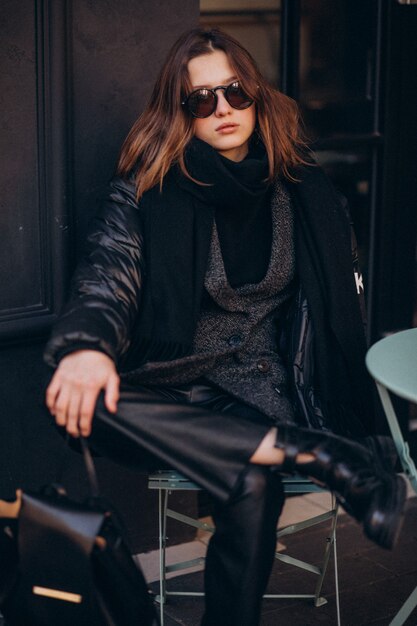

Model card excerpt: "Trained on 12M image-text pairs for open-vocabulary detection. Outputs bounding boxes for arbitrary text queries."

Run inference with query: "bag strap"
[80,437,100,498]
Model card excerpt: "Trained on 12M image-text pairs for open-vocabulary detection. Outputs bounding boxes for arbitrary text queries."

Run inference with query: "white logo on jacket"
[354,271,364,294]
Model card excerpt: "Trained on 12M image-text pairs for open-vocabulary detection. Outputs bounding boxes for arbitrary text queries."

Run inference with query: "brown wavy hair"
[117,27,308,199]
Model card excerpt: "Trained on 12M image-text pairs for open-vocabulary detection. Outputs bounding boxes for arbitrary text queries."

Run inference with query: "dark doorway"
[200,0,417,341]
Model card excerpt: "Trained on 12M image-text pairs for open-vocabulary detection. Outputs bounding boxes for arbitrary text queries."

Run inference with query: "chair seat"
[148,468,340,625]
[148,469,327,493]
[148,470,201,491]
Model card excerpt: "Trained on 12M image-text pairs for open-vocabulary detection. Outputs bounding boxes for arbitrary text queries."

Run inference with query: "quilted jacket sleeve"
[44,174,144,368]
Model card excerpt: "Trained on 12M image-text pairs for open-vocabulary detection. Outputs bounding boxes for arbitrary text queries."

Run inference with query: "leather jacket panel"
[45,175,144,366]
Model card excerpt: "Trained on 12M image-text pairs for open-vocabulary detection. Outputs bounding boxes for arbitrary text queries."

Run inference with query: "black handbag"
[0,438,158,626]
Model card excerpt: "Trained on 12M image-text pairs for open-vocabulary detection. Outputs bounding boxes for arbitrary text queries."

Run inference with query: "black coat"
[44,163,374,438]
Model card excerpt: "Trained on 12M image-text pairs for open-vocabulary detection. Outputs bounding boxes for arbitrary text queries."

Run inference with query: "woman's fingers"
[45,350,118,437]
[104,372,120,413]
[79,386,101,437]
[66,391,83,437]
[77,372,120,437]
[52,384,72,428]
[45,371,62,415]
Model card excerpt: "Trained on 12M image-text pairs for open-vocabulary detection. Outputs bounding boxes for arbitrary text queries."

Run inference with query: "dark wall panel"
[1,3,42,314]
[0,3,40,313]
[0,0,199,552]
[0,0,200,339]
[70,0,200,250]
[0,1,70,341]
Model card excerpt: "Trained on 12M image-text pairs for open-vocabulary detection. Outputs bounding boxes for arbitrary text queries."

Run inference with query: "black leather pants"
[88,382,284,626]
[203,465,284,626]
[90,382,274,502]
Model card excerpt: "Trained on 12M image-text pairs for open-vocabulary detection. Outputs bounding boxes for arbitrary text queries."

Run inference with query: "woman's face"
[187,50,256,162]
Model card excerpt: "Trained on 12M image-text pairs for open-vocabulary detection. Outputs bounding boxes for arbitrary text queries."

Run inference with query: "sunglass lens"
[188,89,216,118]
[226,83,252,109]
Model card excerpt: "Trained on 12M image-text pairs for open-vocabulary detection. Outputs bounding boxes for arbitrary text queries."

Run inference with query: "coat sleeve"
[44,174,145,368]
[350,216,367,330]
[338,193,367,331]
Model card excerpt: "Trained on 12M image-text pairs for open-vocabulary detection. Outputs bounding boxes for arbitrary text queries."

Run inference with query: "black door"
[200,0,417,341]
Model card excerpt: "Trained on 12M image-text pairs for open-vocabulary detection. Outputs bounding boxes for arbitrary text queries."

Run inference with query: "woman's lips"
[215,123,239,133]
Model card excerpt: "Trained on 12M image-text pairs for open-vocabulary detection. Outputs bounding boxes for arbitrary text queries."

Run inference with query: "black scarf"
[181,137,269,207]
[181,138,273,287]
[286,165,372,436]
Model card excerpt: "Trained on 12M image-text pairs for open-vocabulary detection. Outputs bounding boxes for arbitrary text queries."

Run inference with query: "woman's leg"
[202,465,284,626]
[88,383,273,503]
[88,383,284,626]
[87,382,405,625]
[250,427,313,464]
[251,425,406,550]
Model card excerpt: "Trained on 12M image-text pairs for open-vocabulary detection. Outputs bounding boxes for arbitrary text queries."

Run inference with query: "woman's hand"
[45,350,120,438]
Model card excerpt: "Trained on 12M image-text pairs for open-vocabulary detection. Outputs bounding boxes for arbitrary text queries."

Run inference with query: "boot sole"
[363,473,407,550]
[367,435,399,473]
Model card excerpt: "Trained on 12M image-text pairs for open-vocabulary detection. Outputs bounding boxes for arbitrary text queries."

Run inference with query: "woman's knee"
[237,465,282,503]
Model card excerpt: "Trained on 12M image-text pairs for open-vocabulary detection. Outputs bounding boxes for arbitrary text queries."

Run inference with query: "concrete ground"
[137,484,417,626]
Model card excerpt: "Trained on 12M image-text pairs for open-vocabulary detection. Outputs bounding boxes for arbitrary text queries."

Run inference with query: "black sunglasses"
[182,80,254,119]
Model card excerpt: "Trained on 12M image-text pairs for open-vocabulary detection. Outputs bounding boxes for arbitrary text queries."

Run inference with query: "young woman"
[45,28,405,626]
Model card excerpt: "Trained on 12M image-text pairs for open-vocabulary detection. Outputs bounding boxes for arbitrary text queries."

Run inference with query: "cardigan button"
[228,334,243,347]
[257,359,271,373]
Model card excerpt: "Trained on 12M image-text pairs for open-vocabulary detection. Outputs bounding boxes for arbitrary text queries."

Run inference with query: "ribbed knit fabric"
[198,178,296,422]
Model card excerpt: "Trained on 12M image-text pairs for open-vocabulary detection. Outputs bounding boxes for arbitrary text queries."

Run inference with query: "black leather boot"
[274,426,406,549]
[361,434,399,473]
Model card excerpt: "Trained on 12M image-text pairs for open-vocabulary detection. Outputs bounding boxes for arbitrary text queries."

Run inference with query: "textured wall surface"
[70,0,200,250]
[0,0,199,551]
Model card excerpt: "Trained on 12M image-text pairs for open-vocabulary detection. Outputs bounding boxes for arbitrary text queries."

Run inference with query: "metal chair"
[366,328,417,626]
[148,470,341,625]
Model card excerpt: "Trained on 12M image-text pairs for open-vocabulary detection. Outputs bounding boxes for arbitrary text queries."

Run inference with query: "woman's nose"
[215,90,231,116]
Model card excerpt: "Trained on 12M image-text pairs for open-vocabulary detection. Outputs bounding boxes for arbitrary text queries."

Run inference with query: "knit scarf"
[181,136,269,208]
[181,137,273,287]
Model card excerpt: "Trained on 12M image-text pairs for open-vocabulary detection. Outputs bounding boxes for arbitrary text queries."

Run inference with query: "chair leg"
[157,488,169,626]
[333,525,341,626]
[313,498,341,626]
[313,533,333,606]
[389,586,417,626]
[313,497,338,597]
[268,494,341,625]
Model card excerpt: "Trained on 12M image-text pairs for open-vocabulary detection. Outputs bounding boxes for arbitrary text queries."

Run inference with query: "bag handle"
[80,437,100,498]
